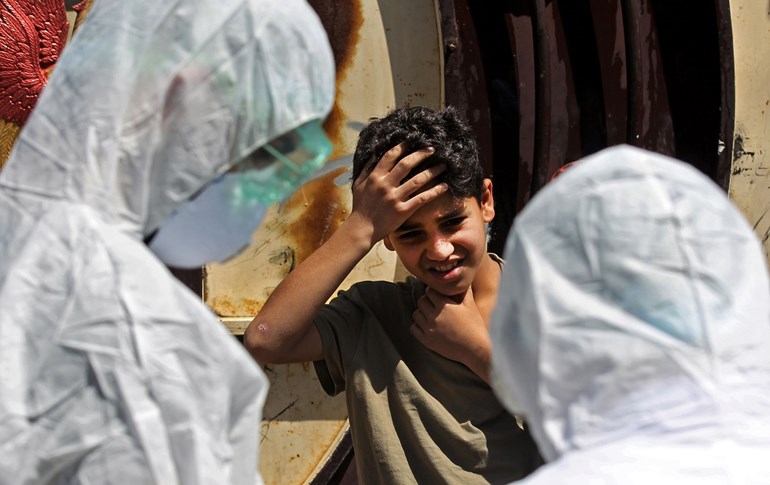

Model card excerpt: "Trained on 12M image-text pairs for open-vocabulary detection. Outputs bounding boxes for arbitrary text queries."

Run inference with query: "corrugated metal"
[453,0,734,254]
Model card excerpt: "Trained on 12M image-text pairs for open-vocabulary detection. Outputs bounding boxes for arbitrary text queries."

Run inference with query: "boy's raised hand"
[410,286,492,382]
[349,142,448,245]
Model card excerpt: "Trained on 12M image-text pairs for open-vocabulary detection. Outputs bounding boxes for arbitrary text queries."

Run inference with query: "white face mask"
[149,120,332,268]
[148,173,268,268]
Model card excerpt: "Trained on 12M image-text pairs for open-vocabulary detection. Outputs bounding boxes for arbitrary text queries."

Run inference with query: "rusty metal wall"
[440,0,734,255]
[441,0,769,261]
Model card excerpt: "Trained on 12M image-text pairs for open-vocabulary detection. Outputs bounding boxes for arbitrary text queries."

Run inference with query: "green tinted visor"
[230,119,333,207]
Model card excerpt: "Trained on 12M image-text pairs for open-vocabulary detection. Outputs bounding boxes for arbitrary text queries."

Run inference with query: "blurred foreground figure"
[491,146,770,484]
[0,0,334,483]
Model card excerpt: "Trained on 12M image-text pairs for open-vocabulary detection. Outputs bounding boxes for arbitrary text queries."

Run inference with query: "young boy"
[245,106,540,484]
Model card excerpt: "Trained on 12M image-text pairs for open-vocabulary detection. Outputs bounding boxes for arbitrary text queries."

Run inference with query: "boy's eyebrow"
[395,220,420,233]
[437,206,466,221]
[394,206,466,233]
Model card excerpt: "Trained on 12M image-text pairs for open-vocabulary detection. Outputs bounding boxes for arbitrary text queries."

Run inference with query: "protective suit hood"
[491,146,770,482]
[0,0,334,483]
[0,0,335,238]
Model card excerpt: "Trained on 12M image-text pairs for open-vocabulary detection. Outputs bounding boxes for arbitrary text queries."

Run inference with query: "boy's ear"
[383,235,395,251]
[382,236,396,251]
[481,178,495,223]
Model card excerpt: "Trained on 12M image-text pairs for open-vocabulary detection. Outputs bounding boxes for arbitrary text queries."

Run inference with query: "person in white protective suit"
[0,0,334,483]
[490,145,770,484]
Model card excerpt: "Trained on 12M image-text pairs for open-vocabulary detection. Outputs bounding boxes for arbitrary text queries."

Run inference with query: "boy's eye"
[443,217,465,228]
[397,231,421,240]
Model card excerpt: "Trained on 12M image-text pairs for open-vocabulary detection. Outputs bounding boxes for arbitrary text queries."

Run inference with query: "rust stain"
[323,100,348,160]
[210,297,237,316]
[283,167,349,265]
[307,0,364,153]
[210,296,264,317]
[0,119,21,168]
[307,0,363,77]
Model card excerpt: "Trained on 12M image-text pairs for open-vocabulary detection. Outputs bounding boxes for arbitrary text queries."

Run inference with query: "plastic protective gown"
[0,0,334,483]
[490,146,770,484]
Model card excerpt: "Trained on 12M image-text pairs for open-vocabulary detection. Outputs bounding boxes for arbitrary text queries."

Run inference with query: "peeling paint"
[209,296,264,317]
[732,165,751,176]
[733,135,756,160]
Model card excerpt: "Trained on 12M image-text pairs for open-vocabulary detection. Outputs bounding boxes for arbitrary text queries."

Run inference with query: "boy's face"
[383,179,495,296]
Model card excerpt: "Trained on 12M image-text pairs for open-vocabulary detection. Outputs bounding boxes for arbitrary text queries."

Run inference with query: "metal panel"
[728,0,770,260]
[458,0,733,251]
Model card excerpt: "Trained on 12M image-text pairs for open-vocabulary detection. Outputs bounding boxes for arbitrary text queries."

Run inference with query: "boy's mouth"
[428,259,463,279]
[433,260,459,272]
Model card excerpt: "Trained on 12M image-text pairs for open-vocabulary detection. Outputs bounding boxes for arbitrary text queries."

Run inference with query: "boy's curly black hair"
[352,106,485,200]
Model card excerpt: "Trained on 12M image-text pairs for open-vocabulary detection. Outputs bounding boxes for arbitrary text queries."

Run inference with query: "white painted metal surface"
[728,0,770,261]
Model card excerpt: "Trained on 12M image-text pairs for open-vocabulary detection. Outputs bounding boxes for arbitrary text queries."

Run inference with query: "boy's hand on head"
[410,286,492,380]
[349,142,448,245]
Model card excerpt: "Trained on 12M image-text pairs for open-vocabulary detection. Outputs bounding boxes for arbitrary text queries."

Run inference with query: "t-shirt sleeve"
[312,285,368,396]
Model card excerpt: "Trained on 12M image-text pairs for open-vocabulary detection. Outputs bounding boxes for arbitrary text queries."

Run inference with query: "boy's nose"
[425,237,454,260]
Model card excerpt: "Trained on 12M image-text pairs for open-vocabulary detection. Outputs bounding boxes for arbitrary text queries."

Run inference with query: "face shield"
[148,119,332,268]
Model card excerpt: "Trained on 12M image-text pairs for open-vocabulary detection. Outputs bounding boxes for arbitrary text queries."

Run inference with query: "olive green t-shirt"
[313,276,541,485]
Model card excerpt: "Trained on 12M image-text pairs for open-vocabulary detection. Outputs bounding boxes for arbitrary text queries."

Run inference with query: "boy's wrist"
[462,332,492,383]
[340,211,381,251]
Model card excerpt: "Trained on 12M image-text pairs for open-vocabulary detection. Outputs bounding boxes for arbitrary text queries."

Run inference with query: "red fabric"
[0,0,68,125]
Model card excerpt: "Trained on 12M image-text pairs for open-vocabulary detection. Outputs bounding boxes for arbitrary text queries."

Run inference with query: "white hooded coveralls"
[490,146,770,484]
[0,0,334,483]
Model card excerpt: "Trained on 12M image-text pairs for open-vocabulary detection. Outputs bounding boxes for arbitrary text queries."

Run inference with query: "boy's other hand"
[350,142,448,245]
[410,286,492,381]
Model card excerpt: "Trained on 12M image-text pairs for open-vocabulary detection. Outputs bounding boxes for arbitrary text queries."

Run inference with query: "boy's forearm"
[463,339,492,384]
[244,214,374,363]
